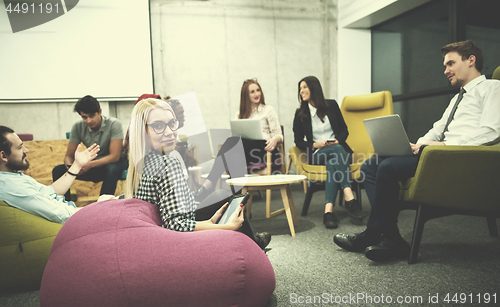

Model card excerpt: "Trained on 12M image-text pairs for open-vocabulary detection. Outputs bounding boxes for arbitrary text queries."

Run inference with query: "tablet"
[217,193,250,224]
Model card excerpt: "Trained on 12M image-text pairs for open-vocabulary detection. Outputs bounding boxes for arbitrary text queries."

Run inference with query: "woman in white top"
[194,79,283,200]
[237,79,283,167]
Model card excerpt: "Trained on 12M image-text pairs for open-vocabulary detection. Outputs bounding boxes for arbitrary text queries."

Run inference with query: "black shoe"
[344,199,364,219]
[364,236,410,262]
[333,230,382,252]
[323,212,339,229]
[193,185,211,202]
[255,232,271,249]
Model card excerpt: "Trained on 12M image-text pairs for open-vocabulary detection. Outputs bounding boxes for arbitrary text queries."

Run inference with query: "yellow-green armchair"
[399,146,500,264]
[0,201,63,292]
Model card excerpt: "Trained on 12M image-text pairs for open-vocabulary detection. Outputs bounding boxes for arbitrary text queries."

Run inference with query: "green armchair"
[399,146,500,264]
[0,200,63,292]
[492,65,500,80]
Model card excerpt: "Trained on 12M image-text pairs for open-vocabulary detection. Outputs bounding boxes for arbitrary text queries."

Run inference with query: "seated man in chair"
[53,95,125,200]
[0,126,99,223]
[334,40,500,262]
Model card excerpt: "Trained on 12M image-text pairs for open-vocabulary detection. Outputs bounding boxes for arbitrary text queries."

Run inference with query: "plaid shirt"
[135,152,196,232]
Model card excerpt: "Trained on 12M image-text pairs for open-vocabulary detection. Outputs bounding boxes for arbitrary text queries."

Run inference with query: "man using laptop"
[334,40,500,262]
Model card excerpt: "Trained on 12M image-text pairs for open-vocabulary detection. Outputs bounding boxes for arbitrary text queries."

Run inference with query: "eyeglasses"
[146,119,179,134]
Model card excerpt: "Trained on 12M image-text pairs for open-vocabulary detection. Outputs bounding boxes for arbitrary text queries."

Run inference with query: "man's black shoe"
[344,199,364,219]
[364,237,410,262]
[323,212,339,229]
[333,230,382,252]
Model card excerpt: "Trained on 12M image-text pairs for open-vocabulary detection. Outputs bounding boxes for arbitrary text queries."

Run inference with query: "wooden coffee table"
[226,174,306,237]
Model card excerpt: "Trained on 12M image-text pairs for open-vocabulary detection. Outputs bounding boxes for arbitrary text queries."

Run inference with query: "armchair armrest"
[403,146,500,211]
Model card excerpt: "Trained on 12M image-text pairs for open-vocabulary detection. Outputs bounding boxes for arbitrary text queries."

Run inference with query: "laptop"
[363,114,415,156]
[230,119,264,140]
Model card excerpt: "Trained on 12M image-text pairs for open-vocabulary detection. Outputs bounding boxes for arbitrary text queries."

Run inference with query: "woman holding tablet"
[125,98,270,248]
[293,76,363,229]
[194,79,283,200]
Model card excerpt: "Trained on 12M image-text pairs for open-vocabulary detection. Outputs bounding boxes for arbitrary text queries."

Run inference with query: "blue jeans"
[52,159,126,200]
[311,145,352,205]
[361,155,419,233]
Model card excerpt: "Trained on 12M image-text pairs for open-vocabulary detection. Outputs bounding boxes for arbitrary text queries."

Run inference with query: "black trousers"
[362,155,420,234]
[195,189,257,241]
[52,159,126,201]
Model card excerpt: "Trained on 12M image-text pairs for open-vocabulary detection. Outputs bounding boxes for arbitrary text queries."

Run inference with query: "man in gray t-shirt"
[52,95,125,200]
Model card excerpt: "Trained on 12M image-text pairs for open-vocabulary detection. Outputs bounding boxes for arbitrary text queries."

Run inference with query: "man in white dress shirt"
[334,40,500,262]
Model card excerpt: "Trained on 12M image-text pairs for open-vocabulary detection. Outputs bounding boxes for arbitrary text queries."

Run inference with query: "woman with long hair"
[194,79,283,200]
[125,98,270,248]
[293,76,363,229]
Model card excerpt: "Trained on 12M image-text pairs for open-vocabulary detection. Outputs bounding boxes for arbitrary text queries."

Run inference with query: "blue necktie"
[439,88,466,142]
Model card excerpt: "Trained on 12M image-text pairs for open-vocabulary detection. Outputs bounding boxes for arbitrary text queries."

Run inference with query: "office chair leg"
[409,204,427,264]
[301,186,314,216]
[486,217,498,237]
[355,182,362,208]
[301,182,325,216]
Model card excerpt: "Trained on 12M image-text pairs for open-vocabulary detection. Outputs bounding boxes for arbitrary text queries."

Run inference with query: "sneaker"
[344,199,364,219]
[323,212,339,229]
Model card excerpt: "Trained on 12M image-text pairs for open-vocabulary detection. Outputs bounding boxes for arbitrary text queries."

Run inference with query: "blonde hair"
[125,98,175,198]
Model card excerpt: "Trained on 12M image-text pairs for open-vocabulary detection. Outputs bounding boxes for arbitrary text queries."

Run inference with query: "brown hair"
[239,79,266,119]
[441,40,483,72]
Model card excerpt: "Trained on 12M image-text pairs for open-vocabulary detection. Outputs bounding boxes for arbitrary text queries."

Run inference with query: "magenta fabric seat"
[17,134,34,141]
[246,162,268,172]
[39,199,275,307]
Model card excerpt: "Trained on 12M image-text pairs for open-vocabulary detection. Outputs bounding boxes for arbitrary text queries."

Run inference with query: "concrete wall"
[1,0,426,151]
[0,100,115,141]
[1,0,339,155]
[151,0,339,155]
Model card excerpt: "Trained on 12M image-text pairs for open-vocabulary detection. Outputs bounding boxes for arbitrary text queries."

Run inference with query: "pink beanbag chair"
[39,199,275,307]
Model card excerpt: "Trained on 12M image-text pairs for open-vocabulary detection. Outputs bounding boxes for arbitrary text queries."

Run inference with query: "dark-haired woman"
[293,76,363,229]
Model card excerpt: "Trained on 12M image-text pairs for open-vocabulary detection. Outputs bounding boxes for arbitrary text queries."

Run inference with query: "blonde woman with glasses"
[126,98,270,249]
